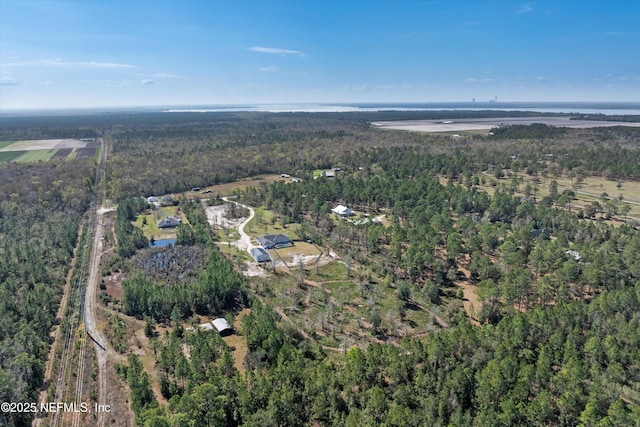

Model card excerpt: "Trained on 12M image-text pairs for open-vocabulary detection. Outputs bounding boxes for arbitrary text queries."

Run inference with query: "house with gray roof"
[250,247,271,262]
[157,215,182,229]
[257,234,294,249]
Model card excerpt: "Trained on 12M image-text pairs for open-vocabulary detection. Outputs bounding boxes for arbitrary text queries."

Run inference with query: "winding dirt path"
[221,197,256,253]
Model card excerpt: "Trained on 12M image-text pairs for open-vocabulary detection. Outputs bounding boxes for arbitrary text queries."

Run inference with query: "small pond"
[149,238,176,248]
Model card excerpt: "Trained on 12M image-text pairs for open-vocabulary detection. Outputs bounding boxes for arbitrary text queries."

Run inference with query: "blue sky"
[1,0,639,109]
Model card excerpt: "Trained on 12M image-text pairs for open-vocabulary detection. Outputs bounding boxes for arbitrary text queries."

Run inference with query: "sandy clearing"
[204,203,246,230]
[371,117,640,133]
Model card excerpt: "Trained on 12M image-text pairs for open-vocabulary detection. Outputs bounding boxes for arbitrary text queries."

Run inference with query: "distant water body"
[163,102,640,116]
[3,102,639,117]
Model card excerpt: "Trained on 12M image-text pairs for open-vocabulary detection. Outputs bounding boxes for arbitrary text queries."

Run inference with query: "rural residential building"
[250,247,271,262]
[257,234,294,249]
[332,205,355,217]
[157,215,182,229]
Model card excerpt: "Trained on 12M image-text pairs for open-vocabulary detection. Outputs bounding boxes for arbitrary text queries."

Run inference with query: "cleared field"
[270,242,321,267]
[0,151,26,162]
[372,117,640,133]
[186,174,287,198]
[14,149,58,162]
[441,172,640,221]
[0,139,98,163]
[0,138,87,151]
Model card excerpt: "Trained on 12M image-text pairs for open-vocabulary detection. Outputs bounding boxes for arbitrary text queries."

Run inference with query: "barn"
[212,318,233,336]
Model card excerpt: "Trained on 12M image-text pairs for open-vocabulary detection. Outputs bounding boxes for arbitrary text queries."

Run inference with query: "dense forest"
[1,111,639,426]
[0,159,94,426]
[119,289,640,426]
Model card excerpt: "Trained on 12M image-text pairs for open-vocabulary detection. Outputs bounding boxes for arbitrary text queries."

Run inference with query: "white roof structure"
[566,250,581,261]
[332,205,354,217]
[212,318,233,334]
[198,322,214,331]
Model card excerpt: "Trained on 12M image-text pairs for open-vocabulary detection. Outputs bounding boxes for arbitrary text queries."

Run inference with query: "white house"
[332,205,355,217]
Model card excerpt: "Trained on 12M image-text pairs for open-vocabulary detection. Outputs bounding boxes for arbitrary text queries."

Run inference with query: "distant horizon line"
[2,100,640,116]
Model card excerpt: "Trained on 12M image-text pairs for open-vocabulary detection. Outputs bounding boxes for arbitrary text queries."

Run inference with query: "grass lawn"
[215,242,252,261]
[245,207,301,238]
[307,261,348,282]
[133,206,189,240]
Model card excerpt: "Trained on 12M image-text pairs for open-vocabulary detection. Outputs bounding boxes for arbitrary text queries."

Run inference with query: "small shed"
[250,247,271,263]
[212,318,233,336]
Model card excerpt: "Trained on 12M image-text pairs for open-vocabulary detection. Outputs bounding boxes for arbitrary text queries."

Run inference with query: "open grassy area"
[442,170,640,222]
[179,174,286,198]
[306,261,348,282]
[221,308,250,373]
[13,149,58,162]
[270,242,321,267]
[132,205,188,240]
[0,141,16,149]
[245,206,301,238]
[0,151,26,163]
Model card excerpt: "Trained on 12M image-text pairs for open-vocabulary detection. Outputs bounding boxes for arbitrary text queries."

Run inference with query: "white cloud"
[517,4,533,13]
[259,65,279,72]
[249,47,305,56]
[0,77,19,85]
[141,79,155,85]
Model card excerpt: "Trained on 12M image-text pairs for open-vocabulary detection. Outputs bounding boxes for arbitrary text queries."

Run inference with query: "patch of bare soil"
[243,261,268,277]
[104,272,125,299]
[103,359,135,427]
[205,204,245,229]
[455,264,482,325]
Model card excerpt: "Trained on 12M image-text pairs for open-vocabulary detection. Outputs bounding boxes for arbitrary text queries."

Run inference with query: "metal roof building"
[212,318,233,336]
